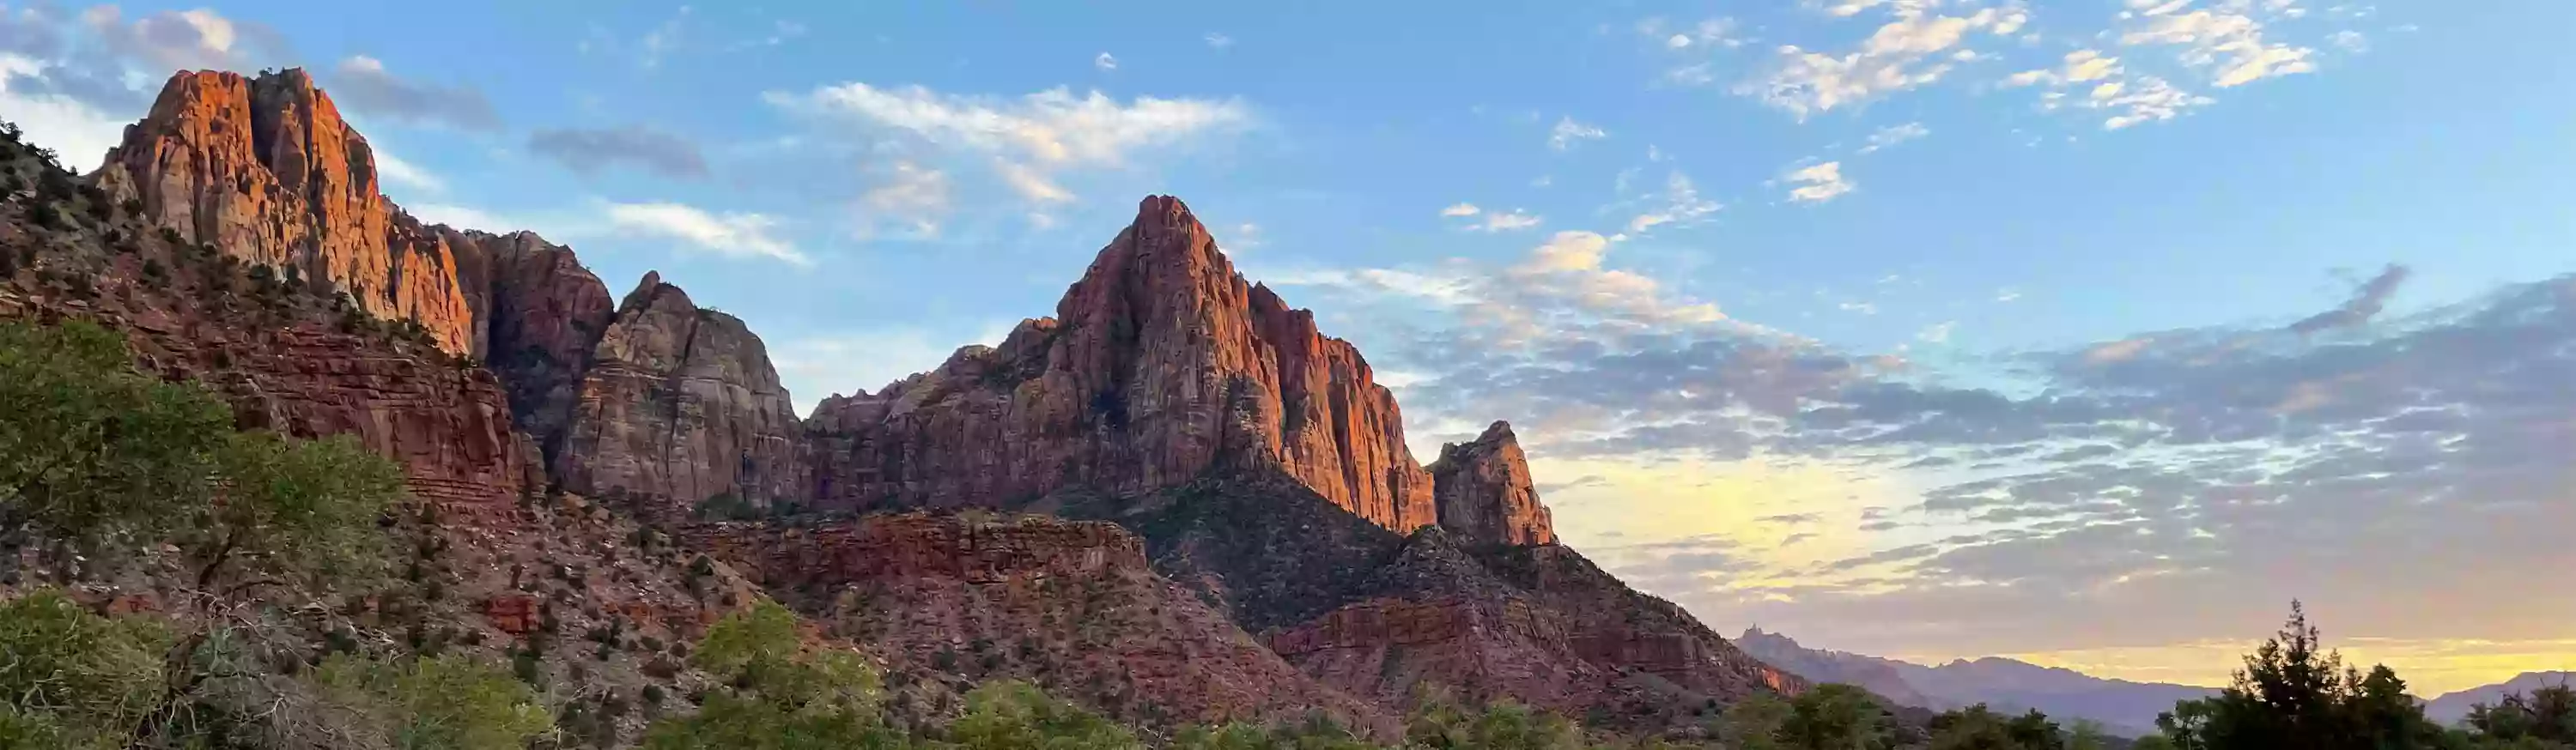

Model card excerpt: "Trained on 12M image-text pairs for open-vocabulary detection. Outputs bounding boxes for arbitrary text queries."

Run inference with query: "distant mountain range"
[1735,628,2219,737]
[2425,672,2576,725]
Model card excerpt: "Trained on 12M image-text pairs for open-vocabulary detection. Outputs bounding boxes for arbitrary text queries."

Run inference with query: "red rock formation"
[809,196,1437,532]
[1262,531,1801,730]
[451,229,615,463]
[556,273,806,510]
[94,69,479,354]
[1428,421,1557,546]
[687,512,1397,733]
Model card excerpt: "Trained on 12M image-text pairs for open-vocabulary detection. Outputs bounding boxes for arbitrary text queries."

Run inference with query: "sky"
[3,0,2572,695]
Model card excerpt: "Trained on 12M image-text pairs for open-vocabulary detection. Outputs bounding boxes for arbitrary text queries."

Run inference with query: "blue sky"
[5,0,2573,693]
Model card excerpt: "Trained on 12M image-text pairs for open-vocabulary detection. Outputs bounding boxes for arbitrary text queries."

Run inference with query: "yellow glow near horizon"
[1534,452,1921,595]
[1932,638,2576,696]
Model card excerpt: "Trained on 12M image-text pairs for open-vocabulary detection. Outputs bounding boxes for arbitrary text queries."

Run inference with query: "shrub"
[318,652,555,750]
[0,590,173,745]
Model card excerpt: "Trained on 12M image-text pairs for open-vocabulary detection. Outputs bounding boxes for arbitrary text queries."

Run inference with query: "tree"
[2153,602,2445,750]
[641,600,902,750]
[0,590,173,747]
[1720,693,1794,750]
[1781,684,1888,750]
[194,432,403,592]
[945,680,1139,750]
[315,652,554,750]
[2065,720,2110,750]
[0,320,232,556]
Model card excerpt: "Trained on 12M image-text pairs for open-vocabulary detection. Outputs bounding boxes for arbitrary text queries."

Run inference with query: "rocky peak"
[95,69,478,354]
[1428,421,1557,546]
[556,272,805,511]
[806,196,1438,531]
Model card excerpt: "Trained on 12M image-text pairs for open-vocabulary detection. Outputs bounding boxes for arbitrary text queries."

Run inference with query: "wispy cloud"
[1787,161,1856,203]
[1736,7,2027,118]
[1550,115,1607,150]
[604,202,811,266]
[1858,122,1929,154]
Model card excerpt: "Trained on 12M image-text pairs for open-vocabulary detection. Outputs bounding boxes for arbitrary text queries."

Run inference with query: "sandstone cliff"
[1267,529,1803,731]
[94,69,481,354]
[808,197,1438,532]
[457,229,616,463]
[556,272,806,511]
[687,512,1396,733]
[1429,421,1557,546]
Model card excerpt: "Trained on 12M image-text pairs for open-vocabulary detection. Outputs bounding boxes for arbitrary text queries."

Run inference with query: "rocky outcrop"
[1264,529,1800,731]
[694,512,1148,585]
[94,69,479,354]
[689,512,1397,733]
[1428,422,1556,546]
[456,230,616,463]
[556,273,805,511]
[808,196,1437,532]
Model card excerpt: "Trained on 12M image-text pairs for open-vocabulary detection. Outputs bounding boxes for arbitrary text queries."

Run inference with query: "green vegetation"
[317,653,554,749]
[944,680,1142,750]
[0,319,403,591]
[641,601,903,749]
[2129,602,2573,750]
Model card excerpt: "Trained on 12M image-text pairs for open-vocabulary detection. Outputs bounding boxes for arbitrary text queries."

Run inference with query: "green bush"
[945,680,1140,750]
[0,590,174,747]
[317,652,554,750]
[0,319,232,552]
[641,600,902,749]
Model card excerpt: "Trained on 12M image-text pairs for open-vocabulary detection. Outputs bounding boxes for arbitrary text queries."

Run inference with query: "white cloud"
[2008,50,2213,130]
[81,5,276,73]
[1441,203,1483,217]
[860,161,951,235]
[994,160,1072,204]
[1839,300,1880,314]
[1917,320,1957,343]
[2120,2,2315,88]
[2099,76,2214,129]
[374,150,445,195]
[1787,161,1856,203]
[1204,33,1234,49]
[769,82,1249,216]
[1653,17,1748,49]
[771,84,1251,161]
[1996,287,2024,303]
[2330,30,2367,52]
[1549,116,1607,150]
[0,57,128,172]
[1094,51,1117,71]
[1858,121,1930,154]
[1229,222,1263,251]
[1499,231,1726,330]
[1468,209,1543,233]
[1626,171,1722,233]
[605,202,811,266]
[1738,8,2028,118]
[2007,49,2126,88]
[409,203,507,233]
